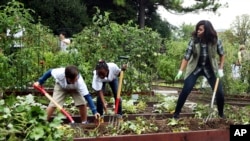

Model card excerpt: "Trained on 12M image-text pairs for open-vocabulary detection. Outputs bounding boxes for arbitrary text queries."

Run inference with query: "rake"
[109,70,124,127]
[33,84,75,124]
[204,78,219,123]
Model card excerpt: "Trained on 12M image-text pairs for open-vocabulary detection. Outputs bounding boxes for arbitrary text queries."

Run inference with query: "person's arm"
[179,39,193,71]
[37,69,52,85]
[84,94,97,114]
[217,39,225,69]
[238,51,242,64]
[219,54,225,69]
[175,59,188,80]
[98,90,107,113]
[175,40,193,80]
[216,39,225,78]
[92,73,107,114]
[63,39,71,45]
[179,59,188,71]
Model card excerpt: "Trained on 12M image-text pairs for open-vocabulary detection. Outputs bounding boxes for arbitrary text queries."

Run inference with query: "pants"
[96,78,122,116]
[174,71,224,117]
[49,83,86,107]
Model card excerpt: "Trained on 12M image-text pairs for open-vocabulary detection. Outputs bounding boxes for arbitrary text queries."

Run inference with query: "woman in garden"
[173,20,225,119]
[92,60,127,121]
[33,65,100,123]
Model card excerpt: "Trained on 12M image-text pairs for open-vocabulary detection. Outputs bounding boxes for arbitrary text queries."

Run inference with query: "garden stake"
[33,84,77,127]
[204,78,219,123]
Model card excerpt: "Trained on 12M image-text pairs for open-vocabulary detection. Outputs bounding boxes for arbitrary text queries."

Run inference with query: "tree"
[145,12,173,38]
[20,0,89,36]
[175,23,194,40]
[83,0,137,25]
[218,29,238,46]
[138,0,226,28]
[231,14,250,45]
[0,0,227,37]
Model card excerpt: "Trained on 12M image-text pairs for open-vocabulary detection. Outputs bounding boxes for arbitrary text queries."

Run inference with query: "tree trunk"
[138,0,146,29]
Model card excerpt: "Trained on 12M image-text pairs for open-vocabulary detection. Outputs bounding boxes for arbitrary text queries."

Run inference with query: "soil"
[75,117,235,137]
[77,85,245,137]
[154,118,233,132]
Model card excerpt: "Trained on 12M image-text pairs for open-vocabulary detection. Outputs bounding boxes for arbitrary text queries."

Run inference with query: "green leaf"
[29,127,45,140]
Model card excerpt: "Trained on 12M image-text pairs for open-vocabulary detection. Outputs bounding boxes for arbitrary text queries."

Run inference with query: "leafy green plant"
[122,99,147,114]
[153,95,177,113]
[106,117,158,135]
[0,94,74,141]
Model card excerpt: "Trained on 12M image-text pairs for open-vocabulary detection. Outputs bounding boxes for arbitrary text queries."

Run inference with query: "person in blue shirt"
[33,65,100,123]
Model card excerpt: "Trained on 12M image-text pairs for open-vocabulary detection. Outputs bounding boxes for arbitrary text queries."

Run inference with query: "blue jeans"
[96,78,122,116]
[174,71,224,117]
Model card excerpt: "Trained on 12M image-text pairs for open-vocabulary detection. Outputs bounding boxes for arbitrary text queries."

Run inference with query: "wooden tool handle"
[115,71,124,114]
[117,71,124,99]
[211,78,219,108]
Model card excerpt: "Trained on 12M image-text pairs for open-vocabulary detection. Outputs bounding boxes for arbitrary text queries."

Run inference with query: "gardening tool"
[115,70,124,114]
[33,84,75,124]
[109,70,124,127]
[204,78,219,123]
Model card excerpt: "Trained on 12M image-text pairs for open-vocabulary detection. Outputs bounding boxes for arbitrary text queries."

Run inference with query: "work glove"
[217,69,224,78]
[175,70,183,80]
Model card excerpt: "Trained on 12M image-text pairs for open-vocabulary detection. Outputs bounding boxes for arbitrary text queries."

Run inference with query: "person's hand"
[175,70,183,80]
[103,104,108,114]
[94,112,100,119]
[33,82,40,87]
[121,64,127,71]
[217,69,224,78]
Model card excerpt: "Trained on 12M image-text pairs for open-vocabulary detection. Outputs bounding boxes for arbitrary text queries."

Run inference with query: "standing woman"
[92,60,127,118]
[173,20,225,119]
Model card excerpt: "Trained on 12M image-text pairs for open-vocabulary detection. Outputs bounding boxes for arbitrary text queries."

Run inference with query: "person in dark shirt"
[173,20,225,119]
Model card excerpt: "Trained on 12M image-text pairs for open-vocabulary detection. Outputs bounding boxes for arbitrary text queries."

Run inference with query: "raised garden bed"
[73,129,229,141]
[69,117,233,141]
[2,87,249,141]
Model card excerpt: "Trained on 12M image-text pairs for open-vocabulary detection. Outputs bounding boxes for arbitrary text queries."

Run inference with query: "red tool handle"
[33,84,75,123]
[115,71,124,114]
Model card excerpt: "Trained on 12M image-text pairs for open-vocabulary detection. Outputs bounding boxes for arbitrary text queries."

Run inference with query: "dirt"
[75,117,235,138]
[74,86,239,137]
[154,118,233,132]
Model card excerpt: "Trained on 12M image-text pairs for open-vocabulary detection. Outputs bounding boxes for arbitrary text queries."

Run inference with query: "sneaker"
[82,121,89,124]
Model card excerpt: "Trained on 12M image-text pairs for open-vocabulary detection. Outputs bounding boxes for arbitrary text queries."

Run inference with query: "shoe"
[173,113,180,119]
[82,121,89,124]
[219,114,226,119]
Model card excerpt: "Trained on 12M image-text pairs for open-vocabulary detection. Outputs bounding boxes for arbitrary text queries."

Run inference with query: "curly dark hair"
[95,59,108,71]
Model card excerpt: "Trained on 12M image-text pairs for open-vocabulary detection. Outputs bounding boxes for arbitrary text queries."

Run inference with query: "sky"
[157,0,250,30]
